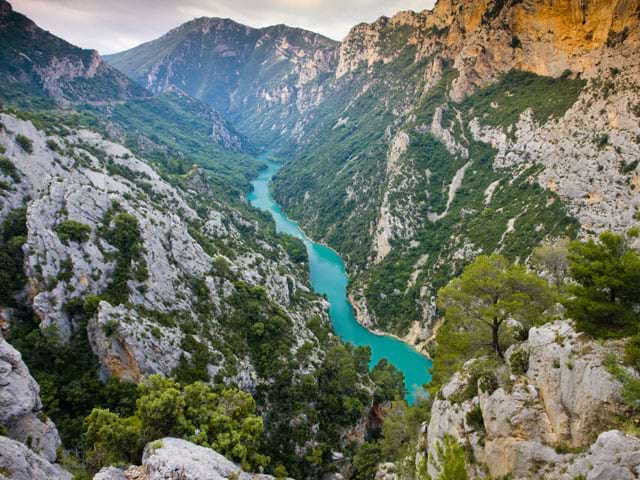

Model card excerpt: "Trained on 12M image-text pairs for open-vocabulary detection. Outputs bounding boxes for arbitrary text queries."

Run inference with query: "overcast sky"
[11,0,435,54]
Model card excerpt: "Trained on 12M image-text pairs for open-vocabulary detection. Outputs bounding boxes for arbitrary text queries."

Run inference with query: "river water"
[247,160,432,403]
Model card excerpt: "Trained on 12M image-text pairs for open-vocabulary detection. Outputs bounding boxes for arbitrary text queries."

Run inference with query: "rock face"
[0,0,141,105]
[425,321,636,479]
[0,337,62,463]
[93,438,277,480]
[0,112,328,391]
[0,436,71,480]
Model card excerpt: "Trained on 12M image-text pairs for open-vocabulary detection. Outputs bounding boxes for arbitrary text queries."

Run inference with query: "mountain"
[0,0,256,197]
[0,0,141,106]
[110,0,640,346]
[0,3,403,479]
[105,18,339,149]
[1,0,640,479]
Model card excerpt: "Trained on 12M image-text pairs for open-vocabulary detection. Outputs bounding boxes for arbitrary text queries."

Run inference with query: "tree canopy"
[437,254,554,359]
[563,231,640,338]
[85,375,268,472]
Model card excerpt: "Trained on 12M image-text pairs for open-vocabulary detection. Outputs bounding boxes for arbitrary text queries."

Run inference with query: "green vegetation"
[8,313,139,453]
[85,375,268,471]
[563,231,640,338]
[458,70,586,130]
[352,399,432,480]
[55,220,92,244]
[100,204,146,305]
[437,254,554,359]
[15,133,33,153]
[0,156,20,182]
[0,207,27,306]
[102,91,258,199]
[429,435,468,480]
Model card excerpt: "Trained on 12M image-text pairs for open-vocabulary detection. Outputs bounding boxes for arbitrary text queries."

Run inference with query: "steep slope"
[0,4,406,477]
[0,0,141,106]
[274,0,640,344]
[110,0,640,348]
[0,0,255,197]
[424,321,639,479]
[105,18,339,148]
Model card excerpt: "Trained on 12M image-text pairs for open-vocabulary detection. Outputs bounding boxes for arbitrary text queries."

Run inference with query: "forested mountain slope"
[105,18,339,149]
[109,0,640,347]
[0,2,403,478]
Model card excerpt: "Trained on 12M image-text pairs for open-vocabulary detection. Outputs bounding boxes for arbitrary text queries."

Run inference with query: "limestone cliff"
[422,321,639,479]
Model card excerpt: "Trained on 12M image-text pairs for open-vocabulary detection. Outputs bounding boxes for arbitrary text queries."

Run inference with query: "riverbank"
[248,159,432,403]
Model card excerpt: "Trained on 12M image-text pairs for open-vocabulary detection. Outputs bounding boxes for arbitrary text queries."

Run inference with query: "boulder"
[93,438,279,480]
[0,436,71,480]
[0,337,62,462]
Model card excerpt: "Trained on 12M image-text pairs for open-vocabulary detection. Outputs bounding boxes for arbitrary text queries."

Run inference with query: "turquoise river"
[248,160,432,403]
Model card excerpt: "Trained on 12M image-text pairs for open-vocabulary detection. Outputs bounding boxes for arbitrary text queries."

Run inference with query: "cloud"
[11,0,435,54]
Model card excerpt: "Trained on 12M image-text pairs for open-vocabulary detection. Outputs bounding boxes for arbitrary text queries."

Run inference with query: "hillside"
[0,0,639,479]
[105,18,339,149]
[109,0,640,347]
[0,3,404,478]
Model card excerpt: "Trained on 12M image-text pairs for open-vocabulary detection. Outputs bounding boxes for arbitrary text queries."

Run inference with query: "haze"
[11,0,435,54]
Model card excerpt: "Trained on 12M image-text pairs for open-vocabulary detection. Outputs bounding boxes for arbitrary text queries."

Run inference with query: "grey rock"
[0,337,62,462]
[140,437,277,480]
[0,436,71,480]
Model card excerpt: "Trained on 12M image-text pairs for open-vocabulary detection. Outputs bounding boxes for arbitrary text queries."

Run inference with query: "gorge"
[0,0,639,478]
[248,159,433,404]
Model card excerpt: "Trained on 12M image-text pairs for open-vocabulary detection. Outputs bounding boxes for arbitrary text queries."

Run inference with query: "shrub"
[624,335,640,370]
[15,134,33,154]
[46,139,61,152]
[0,156,20,182]
[0,206,27,306]
[85,375,268,472]
[55,220,92,244]
[563,231,640,338]
[509,348,529,376]
[429,434,468,480]
[465,404,484,432]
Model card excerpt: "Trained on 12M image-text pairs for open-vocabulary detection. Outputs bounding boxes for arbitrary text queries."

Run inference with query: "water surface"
[248,160,432,403]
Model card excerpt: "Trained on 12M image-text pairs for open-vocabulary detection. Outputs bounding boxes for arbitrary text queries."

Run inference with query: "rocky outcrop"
[0,0,141,105]
[93,438,278,480]
[0,436,71,480]
[0,112,328,390]
[0,337,62,463]
[425,321,635,479]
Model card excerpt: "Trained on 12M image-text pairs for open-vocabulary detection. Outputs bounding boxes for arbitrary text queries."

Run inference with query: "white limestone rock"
[0,436,71,480]
[0,337,62,463]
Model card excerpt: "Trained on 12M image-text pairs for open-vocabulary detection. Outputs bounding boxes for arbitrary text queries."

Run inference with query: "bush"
[509,348,529,376]
[55,220,92,244]
[624,335,640,370]
[15,134,33,154]
[0,156,20,182]
[563,231,640,338]
[429,434,468,480]
[465,404,484,432]
[85,375,268,472]
[0,207,27,306]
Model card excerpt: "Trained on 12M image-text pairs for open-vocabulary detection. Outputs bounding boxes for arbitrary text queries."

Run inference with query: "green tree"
[437,254,553,360]
[352,441,383,480]
[371,358,405,404]
[429,435,467,480]
[84,375,268,472]
[563,231,640,338]
[0,207,27,305]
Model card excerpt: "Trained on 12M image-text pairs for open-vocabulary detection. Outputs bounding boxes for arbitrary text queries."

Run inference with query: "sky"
[11,0,436,55]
